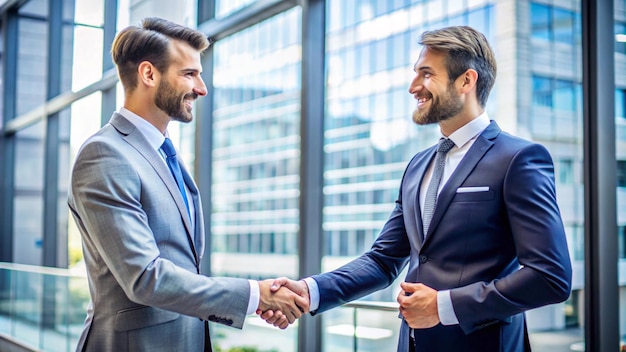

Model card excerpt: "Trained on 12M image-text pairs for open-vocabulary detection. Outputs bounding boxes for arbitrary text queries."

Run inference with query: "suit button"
[419,255,428,264]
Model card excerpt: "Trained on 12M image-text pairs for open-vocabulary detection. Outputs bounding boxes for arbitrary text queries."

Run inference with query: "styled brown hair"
[111,17,210,91]
[419,26,497,107]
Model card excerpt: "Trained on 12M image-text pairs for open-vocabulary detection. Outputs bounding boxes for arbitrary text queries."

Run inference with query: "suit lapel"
[403,147,437,246]
[423,122,500,242]
[416,150,436,244]
[109,114,200,263]
[180,163,205,258]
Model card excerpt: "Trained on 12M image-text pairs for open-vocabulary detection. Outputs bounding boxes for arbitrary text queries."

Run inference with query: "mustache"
[184,93,198,100]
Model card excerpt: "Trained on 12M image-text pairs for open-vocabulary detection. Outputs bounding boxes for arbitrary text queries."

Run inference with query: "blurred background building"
[0,0,624,351]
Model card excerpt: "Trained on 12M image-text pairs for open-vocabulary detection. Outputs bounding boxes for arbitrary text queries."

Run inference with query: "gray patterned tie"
[422,138,455,237]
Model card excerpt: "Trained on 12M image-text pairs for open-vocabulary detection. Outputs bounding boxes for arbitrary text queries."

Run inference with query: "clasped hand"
[257,277,310,329]
[397,282,440,329]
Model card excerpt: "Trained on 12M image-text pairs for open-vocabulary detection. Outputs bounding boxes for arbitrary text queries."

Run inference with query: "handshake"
[257,277,309,329]
[256,279,442,331]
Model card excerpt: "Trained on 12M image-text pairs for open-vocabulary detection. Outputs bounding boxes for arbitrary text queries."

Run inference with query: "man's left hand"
[397,282,440,329]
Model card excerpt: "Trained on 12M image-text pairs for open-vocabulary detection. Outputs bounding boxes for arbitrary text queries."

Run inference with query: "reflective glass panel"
[616,0,626,347]
[210,8,302,352]
[323,0,581,350]
[215,0,257,19]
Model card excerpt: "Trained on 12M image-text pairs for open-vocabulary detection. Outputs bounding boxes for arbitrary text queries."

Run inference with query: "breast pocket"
[452,189,495,202]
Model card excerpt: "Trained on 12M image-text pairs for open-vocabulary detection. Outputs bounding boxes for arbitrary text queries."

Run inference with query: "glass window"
[323,1,581,350]
[554,79,576,111]
[618,160,626,188]
[533,76,552,107]
[74,0,103,27]
[448,13,465,26]
[17,18,48,116]
[616,22,626,54]
[215,0,257,19]
[328,0,343,32]
[375,0,391,16]
[344,0,358,27]
[210,7,301,351]
[553,7,574,44]
[447,0,465,15]
[617,226,626,259]
[18,0,48,17]
[468,6,489,35]
[531,3,551,40]
[557,159,574,185]
[374,39,388,72]
[390,32,409,69]
[357,0,375,22]
[617,89,625,120]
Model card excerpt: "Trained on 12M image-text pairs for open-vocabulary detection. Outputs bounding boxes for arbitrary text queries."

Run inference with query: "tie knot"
[437,138,455,154]
[161,138,176,158]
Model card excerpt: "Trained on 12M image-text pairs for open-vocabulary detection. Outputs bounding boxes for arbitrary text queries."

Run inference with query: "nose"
[408,74,421,95]
[193,77,207,96]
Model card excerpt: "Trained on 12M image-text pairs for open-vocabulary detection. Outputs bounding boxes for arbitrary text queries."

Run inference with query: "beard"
[155,79,197,123]
[412,84,463,125]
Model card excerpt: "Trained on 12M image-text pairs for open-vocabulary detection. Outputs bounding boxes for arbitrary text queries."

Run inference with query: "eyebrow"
[181,68,201,74]
[414,65,433,73]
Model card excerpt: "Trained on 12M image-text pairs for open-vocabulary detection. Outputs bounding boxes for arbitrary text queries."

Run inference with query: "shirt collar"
[444,112,490,149]
[118,107,167,151]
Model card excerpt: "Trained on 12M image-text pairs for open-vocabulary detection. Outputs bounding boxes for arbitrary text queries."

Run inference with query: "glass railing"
[324,301,401,352]
[210,300,399,352]
[0,262,88,352]
[211,314,298,351]
[211,300,400,352]
[0,262,585,352]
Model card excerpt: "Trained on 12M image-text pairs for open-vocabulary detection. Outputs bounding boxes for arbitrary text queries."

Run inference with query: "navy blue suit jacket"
[311,121,572,352]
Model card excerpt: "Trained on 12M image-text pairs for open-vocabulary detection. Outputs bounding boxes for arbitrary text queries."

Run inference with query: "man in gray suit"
[68,17,307,351]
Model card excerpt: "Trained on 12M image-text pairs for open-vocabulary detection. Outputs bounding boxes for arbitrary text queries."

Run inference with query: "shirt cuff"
[247,280,260,315]
[303,277,320,312]
[437,289,459,325]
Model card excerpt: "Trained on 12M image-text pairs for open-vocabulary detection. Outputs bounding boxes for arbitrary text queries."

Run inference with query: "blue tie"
[161,138,190,218]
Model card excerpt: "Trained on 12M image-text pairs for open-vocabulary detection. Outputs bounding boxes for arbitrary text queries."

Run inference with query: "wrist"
[299,279,309,296]
[257,280,271,311]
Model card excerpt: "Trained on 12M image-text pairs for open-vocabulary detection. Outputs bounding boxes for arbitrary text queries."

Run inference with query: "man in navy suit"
[261,25,572,351]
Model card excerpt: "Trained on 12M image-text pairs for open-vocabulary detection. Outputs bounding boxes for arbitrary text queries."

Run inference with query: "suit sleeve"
[69,139,251,328]
[311,191,411,314]
[451,143,572,334]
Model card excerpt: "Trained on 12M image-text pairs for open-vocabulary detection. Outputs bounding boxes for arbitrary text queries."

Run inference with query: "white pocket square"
[456,186,490,193]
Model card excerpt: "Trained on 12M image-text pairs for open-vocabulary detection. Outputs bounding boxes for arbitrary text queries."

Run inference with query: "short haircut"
[111,17,210,91]
[419,26,497,107]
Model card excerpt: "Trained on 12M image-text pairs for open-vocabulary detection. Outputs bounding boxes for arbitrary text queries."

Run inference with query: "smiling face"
[155,40,207,123]
[408,48,464,126]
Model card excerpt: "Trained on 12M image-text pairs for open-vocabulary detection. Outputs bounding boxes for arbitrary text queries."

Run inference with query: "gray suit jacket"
[68,113,250,351]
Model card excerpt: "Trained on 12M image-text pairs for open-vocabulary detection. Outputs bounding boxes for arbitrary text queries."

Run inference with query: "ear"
[457,68,478,94]
[137,61,159,88]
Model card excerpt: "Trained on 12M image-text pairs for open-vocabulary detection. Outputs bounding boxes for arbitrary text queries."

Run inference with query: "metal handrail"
[343,300,398,311]
[0,262,84,277]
